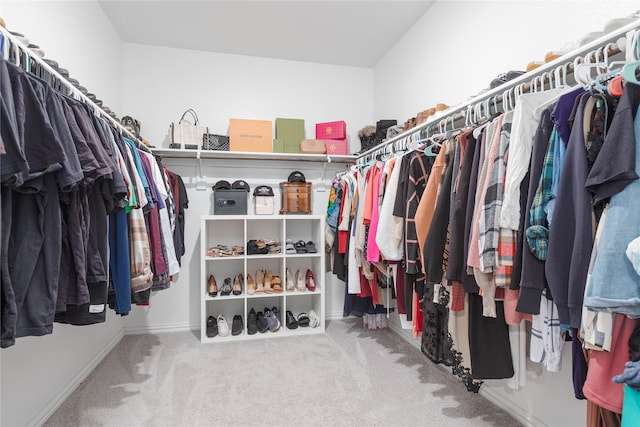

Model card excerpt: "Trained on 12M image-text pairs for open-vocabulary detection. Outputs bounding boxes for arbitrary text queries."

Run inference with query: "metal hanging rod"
[0,25,150,153]
[357,18,640,163]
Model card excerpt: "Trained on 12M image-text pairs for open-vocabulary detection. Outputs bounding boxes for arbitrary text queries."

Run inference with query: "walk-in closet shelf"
[153,148,356,164]
[200,215,326,342]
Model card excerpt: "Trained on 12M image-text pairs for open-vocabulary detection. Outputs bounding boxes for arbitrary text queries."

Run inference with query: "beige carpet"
[44,319,520,426]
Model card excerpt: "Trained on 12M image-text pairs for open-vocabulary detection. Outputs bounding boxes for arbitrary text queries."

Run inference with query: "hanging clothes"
[0,50,188,348]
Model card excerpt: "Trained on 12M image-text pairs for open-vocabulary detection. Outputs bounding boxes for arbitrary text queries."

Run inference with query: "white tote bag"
[169,109,208,149]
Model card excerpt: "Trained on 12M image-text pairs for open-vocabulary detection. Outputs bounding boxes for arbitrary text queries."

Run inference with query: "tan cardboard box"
[229,119,273,152]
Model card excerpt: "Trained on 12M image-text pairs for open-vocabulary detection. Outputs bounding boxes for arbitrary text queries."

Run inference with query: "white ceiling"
[98,1,435,67]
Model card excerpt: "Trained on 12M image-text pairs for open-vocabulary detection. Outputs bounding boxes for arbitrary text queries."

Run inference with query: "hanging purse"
[169,109,208,149]
[202,133,230,151]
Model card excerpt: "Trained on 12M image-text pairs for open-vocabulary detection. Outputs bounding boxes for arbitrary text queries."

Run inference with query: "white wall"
[373,2,640,426]
[1,0,124,112]
[373,0,640,122]
[122,43,374,153]
[0,2,125,426]
[121,43,373,331]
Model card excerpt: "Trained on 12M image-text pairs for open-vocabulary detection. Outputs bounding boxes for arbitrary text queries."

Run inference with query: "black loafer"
[232,315,243,336]
[206,315,218,338]
[247,308,258,335]
[257,311,268,333]
[286,310,298,329]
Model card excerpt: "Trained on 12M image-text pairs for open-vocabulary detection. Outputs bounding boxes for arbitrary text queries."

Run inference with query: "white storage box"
[253,185,275,215]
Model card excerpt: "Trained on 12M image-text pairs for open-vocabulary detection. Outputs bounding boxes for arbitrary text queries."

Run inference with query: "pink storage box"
[316,121,346,140]
[323,139,348,155]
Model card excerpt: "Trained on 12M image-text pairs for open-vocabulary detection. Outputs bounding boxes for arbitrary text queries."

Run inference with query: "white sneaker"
[217,315,230,337]
[309,309,320,328]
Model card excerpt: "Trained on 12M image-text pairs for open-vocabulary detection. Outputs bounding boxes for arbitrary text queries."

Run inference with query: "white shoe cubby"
[201,215,325,343]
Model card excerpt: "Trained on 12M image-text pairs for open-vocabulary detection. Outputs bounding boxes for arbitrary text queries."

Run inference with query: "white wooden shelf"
[200,214,326,342]
[153,148,356,163]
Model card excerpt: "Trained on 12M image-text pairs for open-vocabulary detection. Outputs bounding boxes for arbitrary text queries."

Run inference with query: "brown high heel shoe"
[246,273,256,295]
[208,275,218,297]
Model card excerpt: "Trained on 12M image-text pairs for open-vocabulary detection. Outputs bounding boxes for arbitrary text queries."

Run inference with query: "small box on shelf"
[229,118,272,152]
[316,120,346,140]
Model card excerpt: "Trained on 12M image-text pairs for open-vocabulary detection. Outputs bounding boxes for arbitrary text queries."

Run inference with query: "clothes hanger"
[622,61,640,85]
[622,33,640,85]
[575,47,611,86]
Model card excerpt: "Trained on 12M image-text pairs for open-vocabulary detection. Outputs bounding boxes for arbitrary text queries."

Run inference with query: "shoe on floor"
[217,315,230,337]
[232,314,243,336]
[247,308,258,335]
[256,311,268,333]
[286,310,298,329]
[206,315,218,337]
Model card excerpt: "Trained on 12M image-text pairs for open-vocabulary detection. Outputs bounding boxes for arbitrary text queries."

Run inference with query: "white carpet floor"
[44,318,520,426]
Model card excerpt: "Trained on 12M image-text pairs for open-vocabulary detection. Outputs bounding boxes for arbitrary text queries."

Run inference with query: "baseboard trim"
[124,322,200,335]
[29,328,125,427]
[479,384,546,427]
[325,311,346,321]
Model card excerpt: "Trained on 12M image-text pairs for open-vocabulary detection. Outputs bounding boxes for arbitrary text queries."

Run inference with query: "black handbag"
[202,133,230,151]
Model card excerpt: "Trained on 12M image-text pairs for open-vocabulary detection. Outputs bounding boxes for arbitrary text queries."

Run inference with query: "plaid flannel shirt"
[526,127,558,260]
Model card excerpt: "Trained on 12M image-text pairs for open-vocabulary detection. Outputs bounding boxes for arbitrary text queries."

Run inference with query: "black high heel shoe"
[220,278,233,296]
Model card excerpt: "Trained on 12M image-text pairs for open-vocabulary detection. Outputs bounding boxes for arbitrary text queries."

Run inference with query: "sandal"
[285,239,296,254]
[263,270,273,293]
[255,270,265,293]
[305,241,318,253]
[309,309,320,328]
[271,275,283,293]
[294,240,307,253]
[297,312,310,327]
[295,269,306,292]
[306,269,316,291]
[286,268,295,291]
